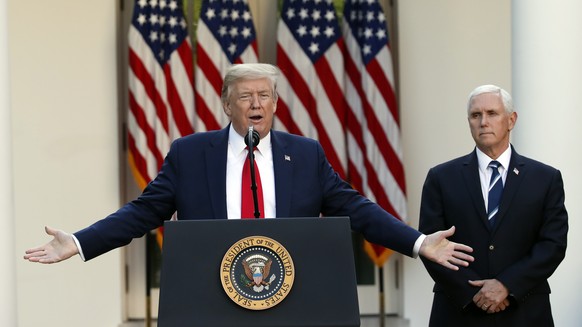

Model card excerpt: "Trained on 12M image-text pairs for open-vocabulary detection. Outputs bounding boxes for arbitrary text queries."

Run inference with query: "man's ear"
[508,111,518,131]
[223,102,232,117]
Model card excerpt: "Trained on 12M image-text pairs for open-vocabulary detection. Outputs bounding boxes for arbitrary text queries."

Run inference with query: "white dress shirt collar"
[228,124,271,156]
[476,145,512,175]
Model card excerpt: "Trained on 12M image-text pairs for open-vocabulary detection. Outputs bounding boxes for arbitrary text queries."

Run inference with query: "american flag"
[343,0,407,266]
[276,0,348,178]
[194,0,259,132]
[127,0,195,245]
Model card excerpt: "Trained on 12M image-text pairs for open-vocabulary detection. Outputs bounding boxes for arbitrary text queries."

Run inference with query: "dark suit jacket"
[419,147,568,327]
[75,127,421,261]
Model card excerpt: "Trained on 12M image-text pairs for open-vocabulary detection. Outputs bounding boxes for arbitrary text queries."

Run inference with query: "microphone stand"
[246,127,261,218]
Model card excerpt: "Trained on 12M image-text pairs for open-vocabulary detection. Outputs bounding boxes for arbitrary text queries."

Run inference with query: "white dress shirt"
[226,124,276,219]
[476,145,511,212]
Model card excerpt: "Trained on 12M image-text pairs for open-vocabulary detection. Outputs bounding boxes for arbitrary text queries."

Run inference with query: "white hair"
[467,84,514,114]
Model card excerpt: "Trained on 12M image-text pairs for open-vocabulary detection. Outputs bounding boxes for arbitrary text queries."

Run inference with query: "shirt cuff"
[412,234,426,258]
[71,234,86,262]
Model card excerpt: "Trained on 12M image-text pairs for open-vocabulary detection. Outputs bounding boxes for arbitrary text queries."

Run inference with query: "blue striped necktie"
[487,161,503,226]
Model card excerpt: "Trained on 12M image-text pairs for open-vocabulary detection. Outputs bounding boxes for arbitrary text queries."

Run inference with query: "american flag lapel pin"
[513,168,519,175]
[284,155,291,162]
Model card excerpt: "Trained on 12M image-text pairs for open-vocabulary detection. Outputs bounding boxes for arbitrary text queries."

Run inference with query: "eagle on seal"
[243,259,272,287]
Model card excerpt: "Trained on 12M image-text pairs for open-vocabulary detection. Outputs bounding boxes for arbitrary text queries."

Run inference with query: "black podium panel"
[158,217,360,327]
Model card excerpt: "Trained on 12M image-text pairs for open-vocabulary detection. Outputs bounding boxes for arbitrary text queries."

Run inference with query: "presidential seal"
[220,236,295,310]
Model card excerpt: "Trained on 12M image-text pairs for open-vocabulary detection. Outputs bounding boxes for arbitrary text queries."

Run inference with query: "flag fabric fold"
[128,0,195,247]
[343,0,407,267]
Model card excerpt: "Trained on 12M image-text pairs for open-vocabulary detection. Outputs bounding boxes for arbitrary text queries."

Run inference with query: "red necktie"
[241,148,264,218]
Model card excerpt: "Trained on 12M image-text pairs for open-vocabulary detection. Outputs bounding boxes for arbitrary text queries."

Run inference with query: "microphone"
[245,126,261,218]
[244,126,260,148]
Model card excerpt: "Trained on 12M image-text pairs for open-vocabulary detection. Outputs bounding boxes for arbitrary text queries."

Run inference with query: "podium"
[158,217,360,327]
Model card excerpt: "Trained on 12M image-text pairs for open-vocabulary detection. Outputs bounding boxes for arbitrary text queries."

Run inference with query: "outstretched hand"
[23,226,79,264]
[419,226,474,270]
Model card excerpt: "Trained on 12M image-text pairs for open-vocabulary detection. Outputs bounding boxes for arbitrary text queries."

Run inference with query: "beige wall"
[10,0,123,326]
[8,0,581,326]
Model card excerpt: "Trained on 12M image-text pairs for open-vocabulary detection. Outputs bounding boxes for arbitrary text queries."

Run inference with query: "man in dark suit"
[419,84,568,326]
[25,63,473,271]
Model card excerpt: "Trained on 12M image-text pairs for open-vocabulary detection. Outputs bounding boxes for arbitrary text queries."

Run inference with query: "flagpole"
[145,232,151,327]
[378,266,385,327]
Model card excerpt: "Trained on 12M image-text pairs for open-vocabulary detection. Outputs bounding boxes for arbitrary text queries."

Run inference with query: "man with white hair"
[419,84,568,326]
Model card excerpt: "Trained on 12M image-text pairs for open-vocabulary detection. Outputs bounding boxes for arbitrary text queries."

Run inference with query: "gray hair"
[467,84,514,114]
[221,63,280,103]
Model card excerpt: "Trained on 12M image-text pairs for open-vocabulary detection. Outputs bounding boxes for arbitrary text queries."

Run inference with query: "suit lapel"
[206,127,229,219]
[493,148,526,231]
[271,131,292,217]
[461,150,490,229]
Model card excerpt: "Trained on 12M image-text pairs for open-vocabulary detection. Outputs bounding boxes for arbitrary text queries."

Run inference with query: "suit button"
[489,245,495,251]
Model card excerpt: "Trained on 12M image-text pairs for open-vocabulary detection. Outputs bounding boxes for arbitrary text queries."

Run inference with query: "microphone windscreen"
[244,129,260,148]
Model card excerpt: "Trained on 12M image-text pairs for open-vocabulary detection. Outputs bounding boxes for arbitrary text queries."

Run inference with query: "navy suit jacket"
[76,127,421,261]
[419,147,568,327]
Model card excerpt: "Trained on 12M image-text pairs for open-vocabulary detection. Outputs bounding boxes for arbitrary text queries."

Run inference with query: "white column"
[0,0,16,325]
[512,1,582,325]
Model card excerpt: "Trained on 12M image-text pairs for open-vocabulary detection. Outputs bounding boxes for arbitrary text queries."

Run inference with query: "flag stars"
[283,0,340,63]
[200,0,257,62]
[242,10,252,22]
[308,42,319,54]
[219,25,227,36]
[229,26,239,38]
[324,26,335,38]
[241,27,252,38]
[169,16,177,27]
[228,43,237,55]
[220,9,229,19]
[149,31,158,42]
[149,14,159,25]
[169,33,177,44]
[137,14,147,25]
[297,25,307,37]
[310,26,320,38]
[378,12,386,23]
[231,9,240,21]
[132,0,188,66]
[364,27,373,39]
[312,9,321,21]
[324,10,335,22]
[362,44,371,55]
[206,8,216,20]
[168,0,178,11]
[376,28,386,40]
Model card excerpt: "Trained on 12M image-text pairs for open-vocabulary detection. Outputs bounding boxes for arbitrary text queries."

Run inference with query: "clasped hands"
[469,279,510,314]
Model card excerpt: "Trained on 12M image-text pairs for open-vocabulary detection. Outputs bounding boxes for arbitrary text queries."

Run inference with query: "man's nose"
[250,94,260,108]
